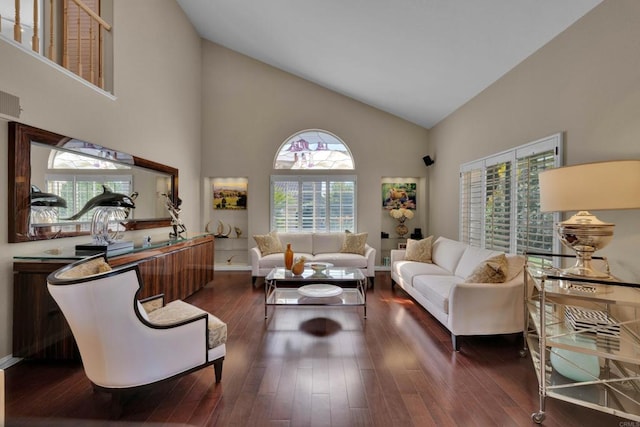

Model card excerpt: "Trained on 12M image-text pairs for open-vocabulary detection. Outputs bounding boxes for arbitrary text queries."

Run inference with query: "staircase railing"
[1,0,112,90]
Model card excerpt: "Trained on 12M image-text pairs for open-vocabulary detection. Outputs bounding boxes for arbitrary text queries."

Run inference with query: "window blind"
[516,150,558,256]
[484,160,512,252]
[271,175,356,232]
[47,174,132,221]
[460,167,483,246]
[459,134,562,255]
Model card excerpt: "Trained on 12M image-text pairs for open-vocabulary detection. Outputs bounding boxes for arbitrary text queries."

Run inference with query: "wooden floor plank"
[4,270,629,426]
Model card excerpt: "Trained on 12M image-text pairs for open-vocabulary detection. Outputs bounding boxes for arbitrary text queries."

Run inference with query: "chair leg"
[391,279,396,289]
[252,276,257,286]
[368,277,375,289]
[110,390,125,419]
[213,358,224,383]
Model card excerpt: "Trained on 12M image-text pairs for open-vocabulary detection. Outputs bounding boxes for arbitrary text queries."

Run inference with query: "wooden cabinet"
[13,235,214,360]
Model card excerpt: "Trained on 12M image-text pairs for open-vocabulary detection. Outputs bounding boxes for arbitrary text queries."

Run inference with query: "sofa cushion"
[413,275,461,315]
[404,236,433,263]
[313,252,367,268]
[147,300,227,349]
[340,231,368,255]
[260,252,313,269]
[454,246,503,279]
[394,260,451,285]
[313,233,345,254]
[463,254,508,283]
[279,232,313,254]
[253,231,283,256]
[431,237,468,273]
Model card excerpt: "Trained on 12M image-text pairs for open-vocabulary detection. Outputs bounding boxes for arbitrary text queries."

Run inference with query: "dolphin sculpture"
[64,185,136,220]
[30,185,67,207]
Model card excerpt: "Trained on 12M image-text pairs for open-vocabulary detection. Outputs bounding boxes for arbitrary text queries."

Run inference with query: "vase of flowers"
[389,208,414,238]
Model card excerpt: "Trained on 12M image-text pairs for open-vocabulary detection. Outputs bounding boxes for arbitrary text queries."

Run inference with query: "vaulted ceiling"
[177,0,602,128]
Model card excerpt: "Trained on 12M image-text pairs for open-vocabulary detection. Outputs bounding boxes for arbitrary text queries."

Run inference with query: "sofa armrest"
[364,244,376,277]
[390,249,406,266]
[249,246,262,276]
[447,270,525,336]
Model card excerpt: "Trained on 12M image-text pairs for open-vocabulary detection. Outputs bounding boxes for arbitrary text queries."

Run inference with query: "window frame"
[459,133,563,256]
[270,174,357,233]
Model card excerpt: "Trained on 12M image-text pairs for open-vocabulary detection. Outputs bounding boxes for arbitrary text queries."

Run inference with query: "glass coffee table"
[264,266,367,318]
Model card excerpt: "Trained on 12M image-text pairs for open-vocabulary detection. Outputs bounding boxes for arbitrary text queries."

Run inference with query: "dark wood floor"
[5,271,625,426]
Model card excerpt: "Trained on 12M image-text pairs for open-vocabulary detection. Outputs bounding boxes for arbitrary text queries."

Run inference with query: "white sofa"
[250,232,376,287]
[390,236,525,351]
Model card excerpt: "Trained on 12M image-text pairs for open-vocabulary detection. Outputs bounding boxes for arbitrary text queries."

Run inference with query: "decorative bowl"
[310,263,327,273]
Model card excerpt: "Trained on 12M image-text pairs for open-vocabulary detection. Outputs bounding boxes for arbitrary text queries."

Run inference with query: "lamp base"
[556,211,615,280]
[557,265,612,280]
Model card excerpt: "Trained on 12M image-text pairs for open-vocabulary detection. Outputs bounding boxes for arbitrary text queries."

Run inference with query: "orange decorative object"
[291,259,305,275]
[284,243,294,270]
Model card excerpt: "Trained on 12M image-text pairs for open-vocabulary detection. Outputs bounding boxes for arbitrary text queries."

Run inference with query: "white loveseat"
[390,236,525,351]
[250,232,376,287]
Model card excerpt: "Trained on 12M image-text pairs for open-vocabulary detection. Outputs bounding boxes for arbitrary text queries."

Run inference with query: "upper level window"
[274,130,354,170]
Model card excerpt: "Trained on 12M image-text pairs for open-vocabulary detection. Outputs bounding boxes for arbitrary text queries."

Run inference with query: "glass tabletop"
[266,266,364,282]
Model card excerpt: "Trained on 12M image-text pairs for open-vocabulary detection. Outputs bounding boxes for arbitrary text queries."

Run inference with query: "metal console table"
[524,253,640,423]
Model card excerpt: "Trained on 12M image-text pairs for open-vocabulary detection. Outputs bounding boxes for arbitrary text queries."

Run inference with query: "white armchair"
[47,254,226,416]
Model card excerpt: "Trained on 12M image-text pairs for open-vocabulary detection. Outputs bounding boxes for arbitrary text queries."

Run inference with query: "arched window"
[271,130,357,232]
[274,129,354,170]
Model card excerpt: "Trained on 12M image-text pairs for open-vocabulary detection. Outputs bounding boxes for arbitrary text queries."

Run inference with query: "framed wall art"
[213,177,248,210]
[382,182,416,210]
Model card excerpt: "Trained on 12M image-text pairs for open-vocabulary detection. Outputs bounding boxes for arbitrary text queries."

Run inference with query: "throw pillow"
[340,231,368,255]
[253,231,283,256]
[464,254,508,283]
[404,236,434,263]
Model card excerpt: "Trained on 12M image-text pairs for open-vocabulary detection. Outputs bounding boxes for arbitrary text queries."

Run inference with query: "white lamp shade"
[539,160,640,213]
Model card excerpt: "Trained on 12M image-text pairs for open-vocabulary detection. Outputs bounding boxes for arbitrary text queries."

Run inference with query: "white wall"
[199,41,430,255]
[428,0,640,281]
[0,0,202,360]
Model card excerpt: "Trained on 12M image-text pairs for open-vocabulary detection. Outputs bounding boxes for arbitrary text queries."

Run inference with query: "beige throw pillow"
[340,231,368,255]
[404,236,434,263]
[464,254,508,283]
[253,231,283,256]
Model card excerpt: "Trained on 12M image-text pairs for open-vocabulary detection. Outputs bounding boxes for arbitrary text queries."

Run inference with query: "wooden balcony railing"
[1,0,112,90]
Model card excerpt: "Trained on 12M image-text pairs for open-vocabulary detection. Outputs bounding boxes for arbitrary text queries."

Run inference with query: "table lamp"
[539,160,640,279]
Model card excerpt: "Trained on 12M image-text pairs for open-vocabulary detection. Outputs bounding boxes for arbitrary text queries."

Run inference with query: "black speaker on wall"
[423,155,435,167]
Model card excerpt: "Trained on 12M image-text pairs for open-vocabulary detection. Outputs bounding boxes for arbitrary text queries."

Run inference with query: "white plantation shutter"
[515,138,562,257]
[46,174,132,222]
[459,134,562,254]
[271,175,356,232]
[460,164,483,246]
[271,179,300,231]
[484,157,513,252]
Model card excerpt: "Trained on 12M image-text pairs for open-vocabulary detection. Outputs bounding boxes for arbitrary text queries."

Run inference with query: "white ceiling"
[177,0,602,129]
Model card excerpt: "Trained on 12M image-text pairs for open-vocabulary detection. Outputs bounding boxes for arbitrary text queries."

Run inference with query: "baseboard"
[0,355,22,370]
[214,264,251,271]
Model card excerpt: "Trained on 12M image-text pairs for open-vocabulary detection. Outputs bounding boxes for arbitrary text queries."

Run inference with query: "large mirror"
[8,122,178,242]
